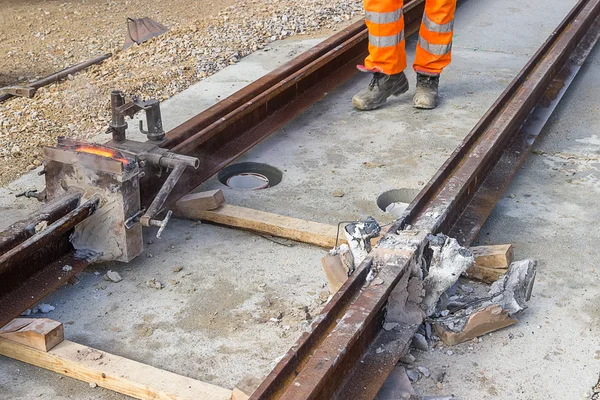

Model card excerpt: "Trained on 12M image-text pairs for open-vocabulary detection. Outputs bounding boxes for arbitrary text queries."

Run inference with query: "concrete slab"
[413,40,600,400]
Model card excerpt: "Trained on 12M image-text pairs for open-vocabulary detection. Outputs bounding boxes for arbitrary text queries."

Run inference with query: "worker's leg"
[352,0,409,110]
[412,0,457,109]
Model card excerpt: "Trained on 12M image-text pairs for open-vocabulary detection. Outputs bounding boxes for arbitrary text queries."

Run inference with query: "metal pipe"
[0,54,111,103]
[137,151,199,169]
[139,164,186,227]
[32,54,112,89]
[110,90,128,142]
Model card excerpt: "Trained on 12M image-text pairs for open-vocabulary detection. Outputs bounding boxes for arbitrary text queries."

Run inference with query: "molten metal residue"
[75,145,130,165]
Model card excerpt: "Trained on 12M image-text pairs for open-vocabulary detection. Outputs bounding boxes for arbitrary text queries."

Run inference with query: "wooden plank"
[176,204,342,248]
[174,189,226,216]
[0,318,64,352]
[470,244,514,268]
[231,374,262,400]
[465,244,513,283]
[321,254,349,293]
[463,264,507,283]
[0,338,232,400]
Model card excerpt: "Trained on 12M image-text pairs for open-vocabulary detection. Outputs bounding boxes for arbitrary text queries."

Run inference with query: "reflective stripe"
[365,8,403,24]
[418,36,452,55]
[369,31,405,47]
[422,13,454,33]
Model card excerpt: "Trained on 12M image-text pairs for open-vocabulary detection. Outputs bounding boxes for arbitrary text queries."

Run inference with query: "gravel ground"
[0,0,362,185]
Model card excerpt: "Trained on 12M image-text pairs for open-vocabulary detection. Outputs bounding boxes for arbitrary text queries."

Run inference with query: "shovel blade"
[123,17,168,50]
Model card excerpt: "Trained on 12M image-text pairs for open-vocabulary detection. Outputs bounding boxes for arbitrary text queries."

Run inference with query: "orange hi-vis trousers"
[363,0,456,76]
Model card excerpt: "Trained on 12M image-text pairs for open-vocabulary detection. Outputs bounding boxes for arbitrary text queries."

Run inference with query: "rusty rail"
[251,0,600,398]
[0,194,101,326]
[0,0,598,396]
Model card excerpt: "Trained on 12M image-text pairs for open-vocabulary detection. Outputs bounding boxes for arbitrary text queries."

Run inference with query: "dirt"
[0,0,237,86]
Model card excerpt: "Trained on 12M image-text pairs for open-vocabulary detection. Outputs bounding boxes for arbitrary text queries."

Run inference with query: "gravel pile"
[0,0,362,185]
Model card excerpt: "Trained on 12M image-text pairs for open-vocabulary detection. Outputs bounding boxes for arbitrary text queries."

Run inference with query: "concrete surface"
[2,0,598,398]
[413,39,600,400]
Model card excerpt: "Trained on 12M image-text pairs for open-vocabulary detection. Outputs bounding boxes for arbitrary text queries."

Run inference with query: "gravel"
[0,0,362,185]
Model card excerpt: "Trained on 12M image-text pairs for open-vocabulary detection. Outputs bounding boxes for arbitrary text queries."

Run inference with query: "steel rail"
[0,195,101,327]
[251,0,600,398]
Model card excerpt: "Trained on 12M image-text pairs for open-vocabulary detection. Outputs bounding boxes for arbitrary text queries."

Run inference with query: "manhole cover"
[218,162,282,190]
[377,188,420,216]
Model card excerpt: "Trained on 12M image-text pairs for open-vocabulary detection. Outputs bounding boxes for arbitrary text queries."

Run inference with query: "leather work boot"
[352,72,409,111]
[413,73,440,109]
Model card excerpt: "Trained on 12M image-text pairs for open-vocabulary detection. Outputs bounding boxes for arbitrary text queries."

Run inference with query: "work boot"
[352,72,409,111]
[413,73,439,109]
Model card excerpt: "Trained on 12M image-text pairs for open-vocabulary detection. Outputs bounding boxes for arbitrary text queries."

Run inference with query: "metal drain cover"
[226,173,270,190]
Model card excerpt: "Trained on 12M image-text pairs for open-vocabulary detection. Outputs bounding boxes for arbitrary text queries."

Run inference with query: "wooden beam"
[174,189,226,216]
[0,337,232,400]
[0,318,63,352]
[231,374,262,400]
[321,254,349,293]
[470,244,514,268]
[176,204,342,248]
[465,244,514,283]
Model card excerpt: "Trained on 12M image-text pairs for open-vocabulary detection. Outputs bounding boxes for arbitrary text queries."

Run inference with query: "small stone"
[105,270,122,283]
[383,322,398,331]
[432,369,446,384]
[508,194,516,198]
[33,303,55,313]
[89,382,97,388]
[406,368,420,382]
[446,350,453,355]
[375,347,384,354]
[440,309,449,317]
[62,265,72,272]
[400,353,416,364]
[417,366,430,377]
[332,190,345,197]
[34,221,48,233]
[460,284,474,293]
[173,266,183,273]
[411,333,429,351]
[146,279,163,289]
[67,74,74,80]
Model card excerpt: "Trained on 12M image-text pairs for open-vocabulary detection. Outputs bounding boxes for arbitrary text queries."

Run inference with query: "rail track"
[1,0,600,397]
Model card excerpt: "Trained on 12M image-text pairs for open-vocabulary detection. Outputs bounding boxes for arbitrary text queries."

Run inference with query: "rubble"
[145,279,164,290]
[104,270,123,283]
[421,234,474,317]
[32,303,55,313]
[433,260,537,345]
[344,217,381,267]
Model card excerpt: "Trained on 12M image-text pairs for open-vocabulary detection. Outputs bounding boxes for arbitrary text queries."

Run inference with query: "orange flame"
[75,145,130,165]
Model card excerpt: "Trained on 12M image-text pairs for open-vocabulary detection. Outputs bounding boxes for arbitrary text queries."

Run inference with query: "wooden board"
[470,244,513,268]
[175,189,226,216]
[0,318,63,352]
[0,338,232,400]
[176,204,342,248]
[466,244,513,283]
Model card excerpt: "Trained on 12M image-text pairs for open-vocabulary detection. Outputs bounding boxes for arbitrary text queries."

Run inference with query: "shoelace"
[368,72,388,90]
[418,75,438,89]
